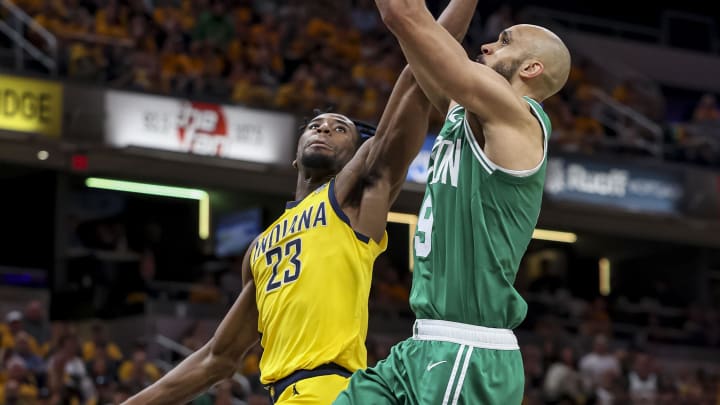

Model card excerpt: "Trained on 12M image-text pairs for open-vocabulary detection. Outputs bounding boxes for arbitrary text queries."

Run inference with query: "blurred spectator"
[675,368,706,403]
[1,311,41,356]
[0,356,39,404]
[117,343,160,392]
[82,323,123,363]
[22,301,49,347]
[543,346,585,404]
[189,273,223,304]
[571,100,605,153]
[87,351,118,388]
[194,1,234,48]
[46,334,97,404]
[13,332,45,380]
[691,93,720,123]
[580,297,613,337]
[628,352,658,405]
[579,335,621,391]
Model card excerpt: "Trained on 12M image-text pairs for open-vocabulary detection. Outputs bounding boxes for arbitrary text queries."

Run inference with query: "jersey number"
[265,238,302,292]
[415,195,433,258]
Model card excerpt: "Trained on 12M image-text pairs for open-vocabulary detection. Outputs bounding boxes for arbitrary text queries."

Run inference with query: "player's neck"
[513,81,542,103]
[294,170,334,200]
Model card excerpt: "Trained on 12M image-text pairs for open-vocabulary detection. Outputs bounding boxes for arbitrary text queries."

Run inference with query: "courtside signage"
[104,91,295,165]
[0,75,63,137]
[545,157,684,215]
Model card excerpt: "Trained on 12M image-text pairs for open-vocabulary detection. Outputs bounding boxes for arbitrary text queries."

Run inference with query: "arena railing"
[155,333,252,403]
[590,87,665,158]
[0,0,58,75]
[520,6,662,43]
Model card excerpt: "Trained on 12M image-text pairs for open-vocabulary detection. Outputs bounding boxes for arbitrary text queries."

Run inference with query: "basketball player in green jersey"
[122,1,480,404]
[334,1,572,404]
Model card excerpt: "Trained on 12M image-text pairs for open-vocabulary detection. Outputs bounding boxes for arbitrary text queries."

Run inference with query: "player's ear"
[292,160,298,169]
[520,59,544,79]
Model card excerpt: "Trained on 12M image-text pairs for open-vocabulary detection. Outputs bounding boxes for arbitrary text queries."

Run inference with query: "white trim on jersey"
[459,100,550,178]
[462,118,494,174]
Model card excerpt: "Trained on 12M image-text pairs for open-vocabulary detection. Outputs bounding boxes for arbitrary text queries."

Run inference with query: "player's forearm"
[438,0,479,42]
[379,0,488,116]
[375,0,422,28]
[124,284,259,405]
[211,281,259,359]
[122,344,234,405]
[414,0,477,111]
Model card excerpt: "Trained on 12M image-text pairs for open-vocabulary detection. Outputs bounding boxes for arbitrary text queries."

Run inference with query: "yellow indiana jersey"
[250,178,387,384]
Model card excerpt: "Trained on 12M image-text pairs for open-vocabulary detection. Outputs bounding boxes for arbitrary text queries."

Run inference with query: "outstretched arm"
[335,0,478,242]
[376,0,528,122]
[336,0,478,226]
[123,245,260,405]
[364,0,478,191]
[410,0,479,113]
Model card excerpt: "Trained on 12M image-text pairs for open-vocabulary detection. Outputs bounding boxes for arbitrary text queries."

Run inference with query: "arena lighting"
[532,228,578,243]
[85,177,210,240]
[599,258,611,296]
[387,212,418,271]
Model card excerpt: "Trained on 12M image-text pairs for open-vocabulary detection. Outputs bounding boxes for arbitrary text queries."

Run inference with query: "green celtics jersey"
[409,97,551,329]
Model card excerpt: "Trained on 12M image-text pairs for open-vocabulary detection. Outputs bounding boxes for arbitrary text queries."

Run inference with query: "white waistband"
[413,319,519,350]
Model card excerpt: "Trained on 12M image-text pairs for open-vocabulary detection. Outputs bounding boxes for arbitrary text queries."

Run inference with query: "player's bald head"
[513,24,571,100]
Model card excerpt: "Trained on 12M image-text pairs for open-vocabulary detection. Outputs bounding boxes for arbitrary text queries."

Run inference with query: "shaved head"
[514,24,571,99]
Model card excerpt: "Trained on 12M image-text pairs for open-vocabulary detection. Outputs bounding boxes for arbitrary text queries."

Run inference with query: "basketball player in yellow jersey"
[123,1,478,404]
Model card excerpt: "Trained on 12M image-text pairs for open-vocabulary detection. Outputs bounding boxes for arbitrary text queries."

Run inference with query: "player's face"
[476,28,524,82]
[295,113,360,172]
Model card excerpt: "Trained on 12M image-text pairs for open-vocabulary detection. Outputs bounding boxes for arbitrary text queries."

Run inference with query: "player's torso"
[410,101,551,329]
[250,179,386,383]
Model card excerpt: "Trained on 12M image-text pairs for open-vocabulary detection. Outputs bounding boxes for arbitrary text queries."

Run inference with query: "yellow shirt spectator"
[0,381,38,403]
[0,325,41,356]
[82,340,123,362]
[118,353,161,384]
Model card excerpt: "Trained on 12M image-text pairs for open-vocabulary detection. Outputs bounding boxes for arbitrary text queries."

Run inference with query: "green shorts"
[333,319,524,405]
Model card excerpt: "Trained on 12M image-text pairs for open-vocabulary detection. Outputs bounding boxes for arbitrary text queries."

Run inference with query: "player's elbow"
[204,354,236,382]
[377,0,417,33]
[205,340,239,380]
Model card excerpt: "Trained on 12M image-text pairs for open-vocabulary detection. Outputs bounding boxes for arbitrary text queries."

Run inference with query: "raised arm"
[335,0,479,242]
[364,0,479,191]
[376,0,529,123]
[123,245,260,405]
[410,0,478,113]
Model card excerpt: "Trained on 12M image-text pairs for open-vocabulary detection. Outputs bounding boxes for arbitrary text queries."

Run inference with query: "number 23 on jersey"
[265,238,302,292]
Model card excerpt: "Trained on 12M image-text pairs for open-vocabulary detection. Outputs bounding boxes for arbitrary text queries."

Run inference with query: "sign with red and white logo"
[104,91,296,165]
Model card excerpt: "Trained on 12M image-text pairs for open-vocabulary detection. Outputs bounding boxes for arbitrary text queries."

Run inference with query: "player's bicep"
[384,7,522,123]
[210,280,259,362]
[241,237,259,287]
